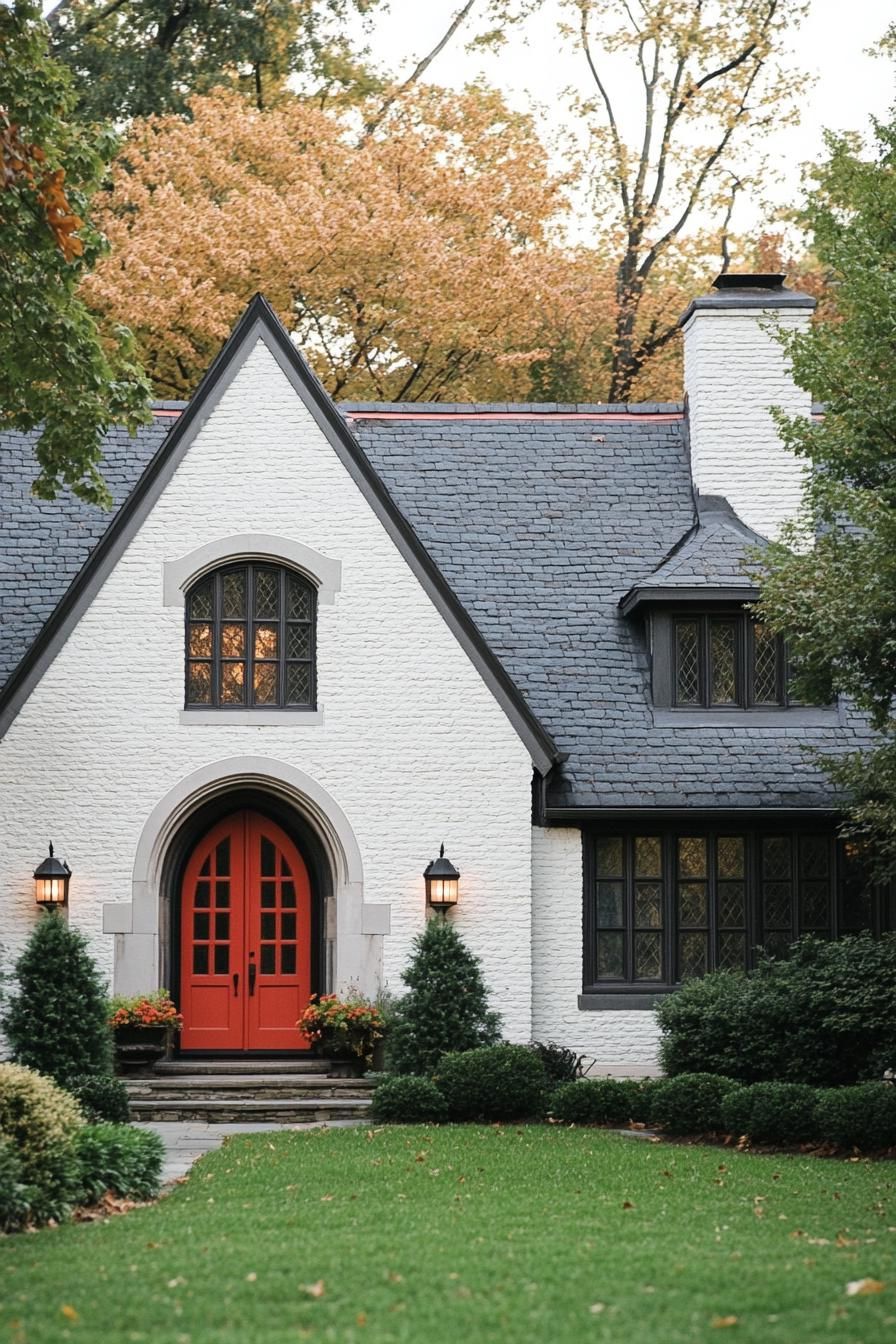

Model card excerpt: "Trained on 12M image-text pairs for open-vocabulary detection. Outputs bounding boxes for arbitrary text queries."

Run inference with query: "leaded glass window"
[586,829,889,989]
[670,612,788,708]
[185,564,316,710]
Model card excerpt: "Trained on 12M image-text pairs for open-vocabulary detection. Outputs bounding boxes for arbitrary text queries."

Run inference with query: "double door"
[179,811,311,1051]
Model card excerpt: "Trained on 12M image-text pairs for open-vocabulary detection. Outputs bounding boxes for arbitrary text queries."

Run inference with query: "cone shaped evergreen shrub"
[388,917,501,1075]
[3,911,113,1086]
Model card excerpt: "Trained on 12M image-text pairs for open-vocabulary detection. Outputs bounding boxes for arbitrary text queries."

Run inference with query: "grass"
[2,1126,896,1344]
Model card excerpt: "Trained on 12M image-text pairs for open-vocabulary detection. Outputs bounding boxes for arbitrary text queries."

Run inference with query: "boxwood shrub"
[552,1078,652,1126]
[371,1075,447,1124]
[657,934,896,1086]
[721,1082,819,1145]
[528,1042,580,1089]
[68,1074,130,1124]
[815,1083,896,1151]
[74,1124,164,1204]
[0,1063,84,1224]
[435,1044,547,1121]
[648,1072,737,1134]
[0,1137,30,1233]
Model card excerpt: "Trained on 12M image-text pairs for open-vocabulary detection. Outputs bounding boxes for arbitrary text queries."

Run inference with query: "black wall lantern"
[424,843,459,912]
[34,844,71,908]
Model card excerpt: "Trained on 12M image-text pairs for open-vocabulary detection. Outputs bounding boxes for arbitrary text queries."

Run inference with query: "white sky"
[361,0,895,237]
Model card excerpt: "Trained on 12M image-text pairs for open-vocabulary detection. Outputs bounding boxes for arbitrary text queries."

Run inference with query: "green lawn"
[2,1126,895,1343]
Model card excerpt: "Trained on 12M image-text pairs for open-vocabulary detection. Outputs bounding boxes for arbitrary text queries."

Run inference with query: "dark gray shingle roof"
[0,404,873,810]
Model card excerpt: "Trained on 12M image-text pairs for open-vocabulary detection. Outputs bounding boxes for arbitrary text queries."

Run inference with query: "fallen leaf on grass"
[356,1313,367,1326]
[589,1303,606,1315]
[245,1272,257,1282]
[301,1280,326,1299]
[846,1278,885,1297]
[711,1315,738,1328]
[60,1305,79,1322]
[622,1201,635,1210]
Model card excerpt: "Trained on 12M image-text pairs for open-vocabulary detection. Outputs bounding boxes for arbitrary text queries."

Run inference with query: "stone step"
[127,1096,373,1124]
[154,1058,329,1076]
[125,1074,374,1101]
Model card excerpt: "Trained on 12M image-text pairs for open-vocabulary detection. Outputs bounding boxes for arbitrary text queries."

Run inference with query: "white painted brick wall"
[0,338,534,1039]
[532,826,660,1071]
[683,306,813,540]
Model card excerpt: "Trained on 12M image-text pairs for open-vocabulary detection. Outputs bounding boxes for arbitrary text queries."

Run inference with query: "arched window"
[185,564,316,710]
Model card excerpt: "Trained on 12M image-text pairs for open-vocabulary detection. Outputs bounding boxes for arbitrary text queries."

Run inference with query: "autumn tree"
[756,104,896,878]
[84,85,568,401]
[481,0,809,399]
[0,1,150,503]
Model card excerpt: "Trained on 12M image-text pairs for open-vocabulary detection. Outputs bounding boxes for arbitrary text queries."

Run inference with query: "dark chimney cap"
[712,273,785,291]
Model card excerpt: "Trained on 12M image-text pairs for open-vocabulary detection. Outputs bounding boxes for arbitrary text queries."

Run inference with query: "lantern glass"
[33,845,70,907]
[424,844,460,911]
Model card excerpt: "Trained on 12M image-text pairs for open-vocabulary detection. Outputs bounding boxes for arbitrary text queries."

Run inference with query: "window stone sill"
[180,708,324,726]
[578,991,673,1011]
[652,706,840,728]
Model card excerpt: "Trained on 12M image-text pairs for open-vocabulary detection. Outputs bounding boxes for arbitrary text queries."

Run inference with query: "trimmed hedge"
[649,1072,737,1134]
[656,934,896,1086]
[74,1125,165,1204]
[435,1045,547,1121]
[815,1084,896,1151]
[528,1042,580,1089]
[68,1074,130,1124]
[722,1082,819,1145]
[0,1137,30,1233]
[552,1078,652,1127]
[371,1075,448,1124]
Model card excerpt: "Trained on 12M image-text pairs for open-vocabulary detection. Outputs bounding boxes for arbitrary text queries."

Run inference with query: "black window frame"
[583,824,891,994]
[668,609,788,709]
[184,563,317,711]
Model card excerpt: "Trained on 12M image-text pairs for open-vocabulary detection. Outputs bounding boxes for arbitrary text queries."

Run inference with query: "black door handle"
[233,973,239,997]
[248,958,256,996]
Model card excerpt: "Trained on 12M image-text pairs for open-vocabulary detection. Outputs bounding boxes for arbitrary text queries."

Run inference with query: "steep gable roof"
[0,296,558,773]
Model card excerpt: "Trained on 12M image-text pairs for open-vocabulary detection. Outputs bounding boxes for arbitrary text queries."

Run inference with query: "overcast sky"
[361,0,895,235]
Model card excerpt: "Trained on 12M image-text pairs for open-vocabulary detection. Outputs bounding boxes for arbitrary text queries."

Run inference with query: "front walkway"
[136,1118,364,1184]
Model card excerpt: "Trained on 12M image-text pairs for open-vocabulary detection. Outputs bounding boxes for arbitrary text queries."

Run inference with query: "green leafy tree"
[47,0,389,120]
[3,912,113,1086]
[1,1,151,504]
[757,86,896,879]
[388,918,501,1076]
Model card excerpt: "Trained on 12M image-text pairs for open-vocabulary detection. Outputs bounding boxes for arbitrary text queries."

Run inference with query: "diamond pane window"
[709,620,738,704]
[753,623,780,703]
[185,564,316,709]
[675,620,700,704]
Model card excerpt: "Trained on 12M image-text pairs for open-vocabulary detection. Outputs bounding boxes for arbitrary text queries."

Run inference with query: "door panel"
[179,811,311,1052]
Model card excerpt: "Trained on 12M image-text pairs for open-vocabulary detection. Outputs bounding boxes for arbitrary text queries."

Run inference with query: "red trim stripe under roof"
[344,410,683,422]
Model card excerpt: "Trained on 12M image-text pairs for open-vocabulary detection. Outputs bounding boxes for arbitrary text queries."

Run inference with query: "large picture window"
[184,564,316,710]
[585,828,888,990]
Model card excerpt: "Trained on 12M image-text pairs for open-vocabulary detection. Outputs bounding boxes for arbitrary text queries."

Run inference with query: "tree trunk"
[608,255,644,403]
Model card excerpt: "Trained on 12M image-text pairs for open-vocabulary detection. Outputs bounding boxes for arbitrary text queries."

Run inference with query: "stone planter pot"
[113,1025,173,1074]
[326,1056,366,1079]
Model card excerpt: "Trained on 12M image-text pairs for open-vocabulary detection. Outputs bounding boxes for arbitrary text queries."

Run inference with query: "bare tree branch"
[361,0,477,141]
[578,0,631,223]
[719,172,743,274]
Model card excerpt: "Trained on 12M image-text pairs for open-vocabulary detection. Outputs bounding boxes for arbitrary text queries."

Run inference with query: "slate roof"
[0,401,874,812]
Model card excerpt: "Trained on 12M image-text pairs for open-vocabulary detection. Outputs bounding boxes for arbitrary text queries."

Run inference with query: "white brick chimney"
[679,274,815,540]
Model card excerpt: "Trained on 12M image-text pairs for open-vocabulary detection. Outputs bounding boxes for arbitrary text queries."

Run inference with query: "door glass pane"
[710,621,737,704]
[215,838,230,875]
[193,945,209,974]
[261,880,276,908]
[214,945,229,974]
[193,913,209,941]
[675,620,700,704]
[596,932,624,979]
[260,945,276,975]
[261,838,276,877]
[281,945,297,975]
[281,881,296,908]
[215,912,229,940]
[281,913,296,940]
[260,913,276,940]
[215,880,230,908]
[194,880,210,908]
[199,856,211,877]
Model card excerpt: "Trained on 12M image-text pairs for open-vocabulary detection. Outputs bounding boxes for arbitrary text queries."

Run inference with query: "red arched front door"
[179,811,312,1052]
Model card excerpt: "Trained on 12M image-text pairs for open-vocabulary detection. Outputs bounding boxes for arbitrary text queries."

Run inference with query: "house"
[0,274,888,1072]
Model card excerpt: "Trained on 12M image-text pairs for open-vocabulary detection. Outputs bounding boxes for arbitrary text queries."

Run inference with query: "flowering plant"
[298,993,385,1064]
[108,989,183,1031]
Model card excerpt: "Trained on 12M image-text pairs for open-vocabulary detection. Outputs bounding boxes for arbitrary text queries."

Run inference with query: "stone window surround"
[163,534,341,726]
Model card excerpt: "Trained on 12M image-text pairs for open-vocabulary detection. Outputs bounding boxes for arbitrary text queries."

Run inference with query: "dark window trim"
[652,608,791,710]
[582,822,890,996]
[184,562,317,711]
